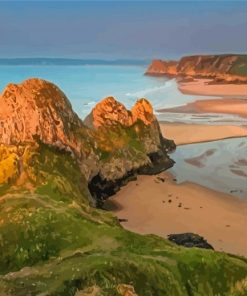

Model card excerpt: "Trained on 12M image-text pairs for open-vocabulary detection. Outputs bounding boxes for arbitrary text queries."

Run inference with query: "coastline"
[178,78,247,96]
[105,78,247,258]
[160,122,247,145]
[158,98,247,119]
[105,171,247,258]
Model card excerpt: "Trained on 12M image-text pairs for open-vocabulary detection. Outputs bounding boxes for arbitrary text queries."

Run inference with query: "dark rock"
[167,233,214,250]
[138,151,174,175]
[157,177,165,182]
[88,171,137,207]
[88,150,175,208]
[118,218,128,223]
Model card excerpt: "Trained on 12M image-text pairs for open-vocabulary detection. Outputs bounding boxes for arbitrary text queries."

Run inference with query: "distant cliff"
[146,54,247,82]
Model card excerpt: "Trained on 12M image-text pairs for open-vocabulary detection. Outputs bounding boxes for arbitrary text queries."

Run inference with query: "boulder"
[167,233,214,250]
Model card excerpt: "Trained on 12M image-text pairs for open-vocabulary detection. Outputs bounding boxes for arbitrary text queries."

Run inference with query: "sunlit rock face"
[131,98,156,126]
[85,97,157,128]
[84,96,133,128]
[0,78,84,153]
[0,78,175,205]
[145,59,178,76]
[146,54,247,82]
[84,96,175,205]
[84,96,167,155]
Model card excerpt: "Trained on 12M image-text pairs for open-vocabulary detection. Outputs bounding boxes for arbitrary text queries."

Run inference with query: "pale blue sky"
[0,1,246,59]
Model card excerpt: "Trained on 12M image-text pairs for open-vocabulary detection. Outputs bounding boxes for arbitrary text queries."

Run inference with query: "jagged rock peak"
[85,97,156,128]
[84,96,133,128]
[0,78,83,150]
[131,98,156,126]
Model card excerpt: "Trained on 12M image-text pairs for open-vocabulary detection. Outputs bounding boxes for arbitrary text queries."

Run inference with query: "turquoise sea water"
[0,64,247,198]
[1,64,247,125]
[171,137,247,199]
[0,65,168,119]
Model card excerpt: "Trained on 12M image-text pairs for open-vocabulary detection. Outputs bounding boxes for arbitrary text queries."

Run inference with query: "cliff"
[146,54,247,82]
[0,78,247,296]
[0,79,174,204]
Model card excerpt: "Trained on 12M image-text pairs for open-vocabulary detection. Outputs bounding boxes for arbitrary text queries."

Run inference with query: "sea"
[0,63,247,199]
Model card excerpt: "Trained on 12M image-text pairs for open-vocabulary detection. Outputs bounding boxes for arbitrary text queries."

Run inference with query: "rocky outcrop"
[146,54,247,82]
[0,78,175,207]
[85,96,175,205]
[84,96,133,128]
[168,233,214,250]
[84,97,156,128]
[1,79,247,296]
[0,79,84,153]
[145,59,178,76]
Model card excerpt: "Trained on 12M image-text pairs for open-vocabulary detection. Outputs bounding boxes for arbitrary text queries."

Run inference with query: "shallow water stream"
[170,137,247,199]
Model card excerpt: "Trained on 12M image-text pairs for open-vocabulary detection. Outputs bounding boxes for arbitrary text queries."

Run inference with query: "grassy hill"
[0,79,247,295]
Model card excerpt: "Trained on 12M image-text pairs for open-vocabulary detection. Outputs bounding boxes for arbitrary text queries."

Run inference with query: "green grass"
[229,56,247,76]
[0,142,247,295]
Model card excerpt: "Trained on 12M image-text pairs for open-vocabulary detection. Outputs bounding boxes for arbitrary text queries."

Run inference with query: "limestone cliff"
[146,54,247,82]
[85,96,175,204]
[0,79,84,152]
[145,59,178,76]
[0,78,175,206]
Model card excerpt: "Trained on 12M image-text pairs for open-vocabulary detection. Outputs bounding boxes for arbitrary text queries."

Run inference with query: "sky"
[0,1,247,59]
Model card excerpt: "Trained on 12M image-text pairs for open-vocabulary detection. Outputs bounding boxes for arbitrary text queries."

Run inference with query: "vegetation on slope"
[0,142,247,295]
[0,79,247,295]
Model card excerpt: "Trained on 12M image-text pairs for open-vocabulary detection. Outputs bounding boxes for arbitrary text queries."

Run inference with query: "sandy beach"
[105,119,247,258]
[160,122,247,145]
[159,98,247,119]
[105,172,247,257]
[178,78,247,96]
[104,78,247,258]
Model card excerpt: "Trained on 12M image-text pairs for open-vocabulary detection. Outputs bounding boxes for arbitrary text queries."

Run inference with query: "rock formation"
[168,233,214,250]
[146,54,247,82]
[145,59,178,76]
[85,96,175,205]
[0,79,84,152]
[84,96,133,128]
[0,78,175,206]
[0,78,247,296]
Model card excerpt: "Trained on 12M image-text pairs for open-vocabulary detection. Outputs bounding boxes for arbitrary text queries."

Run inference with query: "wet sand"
[159,98,247,119]
[160,122,247,145]
[178,79,247,96]
[105,172,247,257]
[105,121,247,258]
[105,80,247,257]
